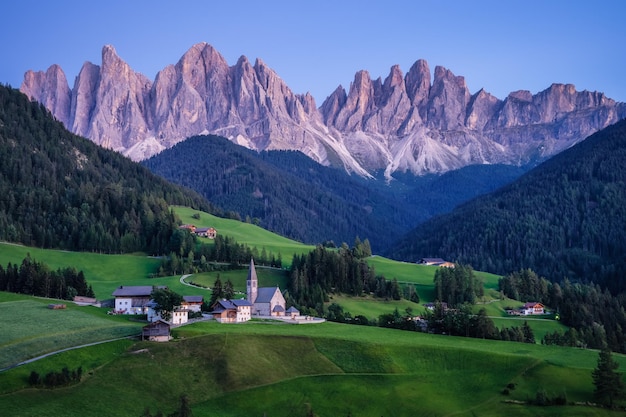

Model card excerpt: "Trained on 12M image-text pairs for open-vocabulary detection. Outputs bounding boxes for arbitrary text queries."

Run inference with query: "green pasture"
[327,294,420,320]
[0,292,142,371]
[172,206,315,266]
[0,242,161,299]
[1,320,625,416]
[367,255,502,296]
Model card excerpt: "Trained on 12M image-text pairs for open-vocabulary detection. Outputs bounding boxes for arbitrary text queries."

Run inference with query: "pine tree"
[592,348,624,407]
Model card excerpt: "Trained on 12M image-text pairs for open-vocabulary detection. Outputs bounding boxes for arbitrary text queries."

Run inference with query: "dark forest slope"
[142,135,526,252]
[388,118,626,292]
[0,85,214,254]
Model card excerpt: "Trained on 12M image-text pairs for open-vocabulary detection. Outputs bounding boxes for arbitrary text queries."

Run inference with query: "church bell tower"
[246,258,258,303]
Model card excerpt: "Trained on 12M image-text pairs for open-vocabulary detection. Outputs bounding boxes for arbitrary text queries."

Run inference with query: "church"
[246,258,286,316]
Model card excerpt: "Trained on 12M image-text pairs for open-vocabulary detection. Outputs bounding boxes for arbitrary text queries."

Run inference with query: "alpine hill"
[388,118,626,293]
[0,85,214,254]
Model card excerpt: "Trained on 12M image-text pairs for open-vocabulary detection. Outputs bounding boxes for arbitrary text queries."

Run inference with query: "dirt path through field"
[0,337,132,373]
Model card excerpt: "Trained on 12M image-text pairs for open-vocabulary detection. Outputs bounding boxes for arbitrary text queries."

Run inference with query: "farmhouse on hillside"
[521,302,545,315]
[112,285,199,324]
[506,302,546,316]
[419,258,455,268]
[112,285,166,315]
[141,320,171,342]
[195,227,217,239]
[178,224,217,239]
[246,258,287,316]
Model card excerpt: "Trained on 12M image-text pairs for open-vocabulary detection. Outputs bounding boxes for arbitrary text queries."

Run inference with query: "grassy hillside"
[1,318,625,416]
[0,292,141,371]
[0,85,214,254]
[172,205,315,267]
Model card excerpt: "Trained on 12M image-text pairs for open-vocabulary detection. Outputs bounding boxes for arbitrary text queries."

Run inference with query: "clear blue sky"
[2,0,625,104]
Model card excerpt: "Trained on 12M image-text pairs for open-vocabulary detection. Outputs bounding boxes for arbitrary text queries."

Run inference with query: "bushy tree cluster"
[422,303,535,343]
[433,264,483,306]
[288,243,398,315]
[156,232,282,277]
[28,366,82,388]
[0,254,93,300]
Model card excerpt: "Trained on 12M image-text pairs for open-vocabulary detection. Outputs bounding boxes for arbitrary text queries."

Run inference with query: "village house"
[112,285,166,315]
[521,302,545,315]
[195,227,217,239]
[506,302,546,316]
[419,258,455,268]
[210,299,253,323]
[141,320,171,342]
[182,295,204,312]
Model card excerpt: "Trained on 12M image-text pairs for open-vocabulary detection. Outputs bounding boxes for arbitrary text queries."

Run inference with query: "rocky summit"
[21,43,626,178]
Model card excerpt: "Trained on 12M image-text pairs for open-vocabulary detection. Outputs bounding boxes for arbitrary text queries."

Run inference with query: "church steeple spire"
[246,258,258,303]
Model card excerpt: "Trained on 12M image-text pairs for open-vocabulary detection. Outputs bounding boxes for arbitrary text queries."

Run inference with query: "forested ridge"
[388,118,626,292]
[0,85,215,254]
[142,134,525,252]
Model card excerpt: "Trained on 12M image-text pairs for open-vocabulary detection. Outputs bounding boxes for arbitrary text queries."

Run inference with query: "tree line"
[499,269,626,352]
[0,254,94,300]
[156,231,282,277]
[286,239,405,316]
[389,118,626,294]
[0,85,216,255]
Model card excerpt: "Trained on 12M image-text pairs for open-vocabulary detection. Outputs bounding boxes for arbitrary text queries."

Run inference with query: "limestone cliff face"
[20,43,626,177]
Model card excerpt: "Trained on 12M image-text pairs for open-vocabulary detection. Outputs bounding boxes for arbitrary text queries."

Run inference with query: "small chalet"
[182,295,204,313]
[211,299,253,323]
[196,227,217,239]
[112,285,166,315]
[522,302,545,315]
[142,320,171,342]
[419,258,455,268]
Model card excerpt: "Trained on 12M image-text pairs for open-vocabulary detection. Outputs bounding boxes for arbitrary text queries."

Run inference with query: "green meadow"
[0,204,567,349]
[0,292,141,371]
[172,205,316,266]
[1,316,625,416]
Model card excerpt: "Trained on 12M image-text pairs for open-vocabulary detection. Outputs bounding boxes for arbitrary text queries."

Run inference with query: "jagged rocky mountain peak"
[20,43,626,177]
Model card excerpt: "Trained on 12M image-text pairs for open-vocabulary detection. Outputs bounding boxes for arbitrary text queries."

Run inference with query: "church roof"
[272,305,285,312]
[255,287,280,303]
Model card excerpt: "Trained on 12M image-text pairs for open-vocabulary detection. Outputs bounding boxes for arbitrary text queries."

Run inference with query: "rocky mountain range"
[21,43,626,178]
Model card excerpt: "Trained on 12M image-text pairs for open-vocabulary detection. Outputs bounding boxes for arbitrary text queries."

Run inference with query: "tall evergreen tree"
[592,348,624,407]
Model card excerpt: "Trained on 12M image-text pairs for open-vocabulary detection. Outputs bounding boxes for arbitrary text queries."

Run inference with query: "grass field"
[0,292,142,370]
[172,206,315,267]
[1,318,625,417]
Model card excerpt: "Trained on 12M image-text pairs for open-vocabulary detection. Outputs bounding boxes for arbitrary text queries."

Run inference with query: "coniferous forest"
[0,85,216,254]
[389,118,626,294]
[142,134,526,252]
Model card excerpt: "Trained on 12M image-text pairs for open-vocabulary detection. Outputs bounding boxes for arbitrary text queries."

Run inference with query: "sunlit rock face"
[22,43,626,178]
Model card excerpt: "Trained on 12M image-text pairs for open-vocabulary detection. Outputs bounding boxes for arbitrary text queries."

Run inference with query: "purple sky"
[2,0,625,105]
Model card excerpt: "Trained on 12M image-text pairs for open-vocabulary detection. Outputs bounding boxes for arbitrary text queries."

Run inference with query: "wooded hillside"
[0,85,215,254]
[389,118,626,292]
